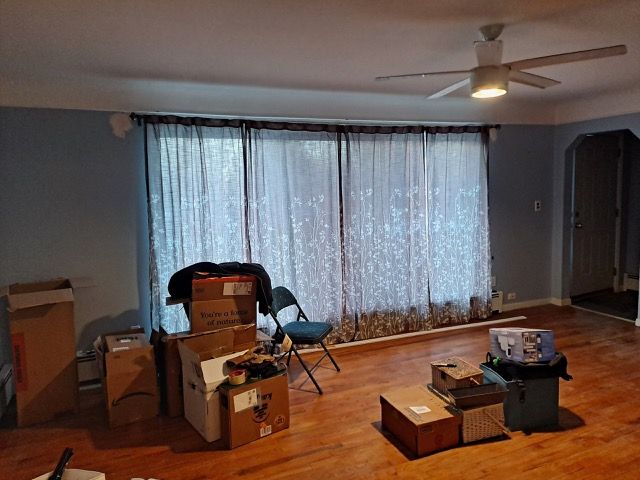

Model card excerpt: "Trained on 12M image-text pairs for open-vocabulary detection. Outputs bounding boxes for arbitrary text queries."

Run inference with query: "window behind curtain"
[146,123,245,332]
[146,122,491,336]
[341,132,430,339]
[246,129,343,327]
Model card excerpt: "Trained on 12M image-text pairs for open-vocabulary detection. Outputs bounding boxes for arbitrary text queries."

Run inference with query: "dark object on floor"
[48,447,73,480]
[481,352,572,431]
[571,289,638,320]
[168,261,273,316]
[270,286,340,394]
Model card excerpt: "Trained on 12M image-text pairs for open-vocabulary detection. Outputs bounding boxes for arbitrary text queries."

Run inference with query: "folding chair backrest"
[271,286,299,315]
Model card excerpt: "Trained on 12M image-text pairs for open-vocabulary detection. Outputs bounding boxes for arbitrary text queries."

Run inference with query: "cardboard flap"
[6,288,74,312]
[179,341,244,392]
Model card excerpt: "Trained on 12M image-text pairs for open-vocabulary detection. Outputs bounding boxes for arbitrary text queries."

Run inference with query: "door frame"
[569,132,624,298]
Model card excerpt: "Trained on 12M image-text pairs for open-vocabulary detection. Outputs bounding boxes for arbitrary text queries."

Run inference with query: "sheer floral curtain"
[340,131,430,340]
[146,123,246,332]
[426,131,492,325]
[145,118,492,337]
[246,129,343,328]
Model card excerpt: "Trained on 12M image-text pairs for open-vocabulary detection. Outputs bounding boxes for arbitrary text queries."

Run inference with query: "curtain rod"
[129,112,500,134]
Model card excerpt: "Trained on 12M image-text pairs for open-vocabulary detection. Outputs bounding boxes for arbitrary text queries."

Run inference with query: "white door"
[571,135,619,296]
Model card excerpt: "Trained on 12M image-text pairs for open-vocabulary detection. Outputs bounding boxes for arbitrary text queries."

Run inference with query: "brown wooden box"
[430,357,483,396]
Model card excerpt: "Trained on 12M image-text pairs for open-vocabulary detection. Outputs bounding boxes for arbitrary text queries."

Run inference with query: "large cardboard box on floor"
[190,275,257,333]
[3,279,78,427]
[177,325,256,442]
[94,328,159,428]
[380,385,461,457]
[159,324,257,417]
[219,369,290,449]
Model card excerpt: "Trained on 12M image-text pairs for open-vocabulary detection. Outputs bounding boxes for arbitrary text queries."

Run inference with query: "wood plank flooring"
[2,305,640,479]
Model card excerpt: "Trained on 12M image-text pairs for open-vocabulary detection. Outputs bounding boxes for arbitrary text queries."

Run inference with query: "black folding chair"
[269,286,340,394]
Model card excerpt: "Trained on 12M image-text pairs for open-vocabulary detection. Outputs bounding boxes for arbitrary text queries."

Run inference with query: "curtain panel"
[145,121,492,339]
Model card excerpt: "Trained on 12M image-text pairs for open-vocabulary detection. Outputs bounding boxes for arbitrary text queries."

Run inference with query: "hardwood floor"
[2,305,640,479]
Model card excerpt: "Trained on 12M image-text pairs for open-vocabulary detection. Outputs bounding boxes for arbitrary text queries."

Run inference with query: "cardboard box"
[489,327,556,363]
[219,370,290,449]
[190,275,257,333]
[191,275,256,301]
[160,324,257,417]
[33,469,105,480]
[3,279,78,426]
[178,328,256,442]
[380,385,461,457]
[94,329,159,428]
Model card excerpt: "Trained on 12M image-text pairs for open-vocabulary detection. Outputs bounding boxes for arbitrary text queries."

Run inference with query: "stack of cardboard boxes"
[161,274,290,448]
[3,275,289,450]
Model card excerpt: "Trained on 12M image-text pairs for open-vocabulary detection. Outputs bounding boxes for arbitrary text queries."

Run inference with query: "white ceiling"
[1,0,639,124]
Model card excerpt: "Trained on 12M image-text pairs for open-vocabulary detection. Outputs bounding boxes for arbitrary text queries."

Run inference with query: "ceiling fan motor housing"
[471,65,510,97]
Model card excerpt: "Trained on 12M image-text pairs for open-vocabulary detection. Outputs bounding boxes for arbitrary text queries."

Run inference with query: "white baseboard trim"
[301,315,528,354]
[502,298,554,311]
[550,297,572,306]
[635,317,640,327]
[571,305,637,324]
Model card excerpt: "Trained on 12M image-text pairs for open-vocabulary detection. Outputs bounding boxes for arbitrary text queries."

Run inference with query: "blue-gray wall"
[1,107,639,368]
[0,108,149,366]
[488,125,555,305]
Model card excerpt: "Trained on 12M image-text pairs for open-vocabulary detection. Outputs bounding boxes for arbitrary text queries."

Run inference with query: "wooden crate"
[430,357,483,395]
[460,403,506,443]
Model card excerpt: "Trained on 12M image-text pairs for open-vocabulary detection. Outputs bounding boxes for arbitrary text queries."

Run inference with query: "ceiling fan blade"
[375,70,469,81]
[427,78,470,99]
[509,70,561,89]
[474,40,503,66]
[507,45,627,71]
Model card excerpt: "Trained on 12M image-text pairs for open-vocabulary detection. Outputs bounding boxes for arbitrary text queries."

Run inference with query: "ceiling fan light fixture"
[470,65,509,98]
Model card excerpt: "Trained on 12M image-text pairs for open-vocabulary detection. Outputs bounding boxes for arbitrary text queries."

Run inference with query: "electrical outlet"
[534,200,542,212]
[491,276,496,287]
[507,292,517,300]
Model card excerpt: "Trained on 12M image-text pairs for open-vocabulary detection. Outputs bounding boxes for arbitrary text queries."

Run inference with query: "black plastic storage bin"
[480,353,572,431]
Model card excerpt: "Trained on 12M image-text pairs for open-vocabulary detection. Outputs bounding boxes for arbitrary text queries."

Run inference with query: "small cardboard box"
[94,329,159,428]
[380,385,461,457]
[190,275,257,333]
[219,370,290,449]
[3,279,78,427]
[489,327,556,363]
[160,324,256,417]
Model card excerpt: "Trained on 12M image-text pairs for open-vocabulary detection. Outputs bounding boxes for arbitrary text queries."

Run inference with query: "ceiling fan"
[375,24,627,99]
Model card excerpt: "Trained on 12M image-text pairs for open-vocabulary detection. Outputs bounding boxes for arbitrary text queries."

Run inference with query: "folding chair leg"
[291,346,323,394]
[320,342,340,372]
[286,349,293,367]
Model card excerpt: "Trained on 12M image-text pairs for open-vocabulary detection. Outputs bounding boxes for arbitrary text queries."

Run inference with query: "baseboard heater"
[77,350,100,384]
[623,273,639,292]
[491,290,503,314]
